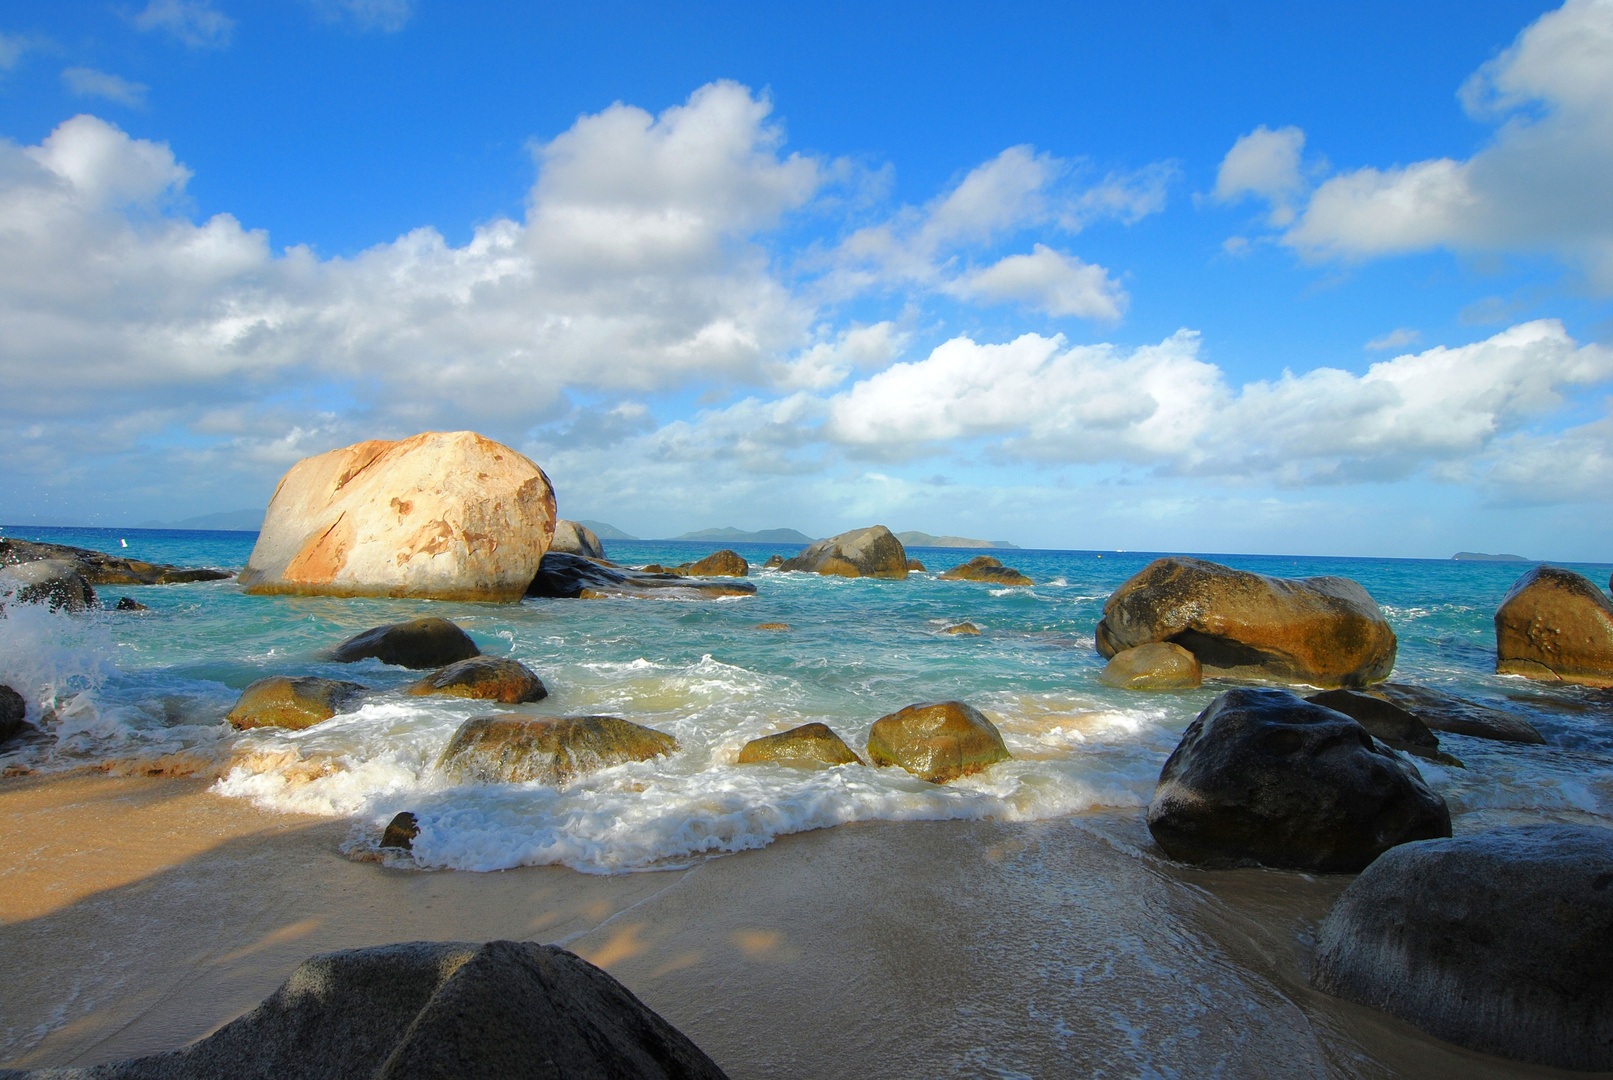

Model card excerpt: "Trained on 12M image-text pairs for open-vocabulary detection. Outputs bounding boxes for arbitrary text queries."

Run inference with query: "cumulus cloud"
[0,31,31,70]
[1365,328,1421,351]
[945,244,1127,320]
[1253,0,1613,288]
[61,68,148,107]
[1212,124,1306,225]
[132,0,234,48]
[308,0,414,32]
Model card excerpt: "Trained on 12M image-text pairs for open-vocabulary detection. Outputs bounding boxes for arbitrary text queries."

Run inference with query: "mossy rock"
[866,700,1010,784]
[227,676,368,730]
[406,656,547,704]
[439,714,678,785]
[737,722,863,767]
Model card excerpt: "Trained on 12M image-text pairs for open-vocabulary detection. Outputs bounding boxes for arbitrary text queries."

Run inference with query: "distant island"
[137,508,265,531]
[897,531,1019,549]
[577,520,640,541]
[1452,551,1531,562]
[669,526,816,544]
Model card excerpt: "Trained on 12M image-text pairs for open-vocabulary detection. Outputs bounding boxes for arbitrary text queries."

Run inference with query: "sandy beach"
[0,773,1591,1079]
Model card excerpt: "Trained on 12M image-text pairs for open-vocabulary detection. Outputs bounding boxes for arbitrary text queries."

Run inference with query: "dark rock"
[114,596,149,611]
[866,701,1010,784]
[943,622,981,636]
[1095,557,1397,688]
[672,550,748,577]
[380,811,420,851]
[906,558,927,572]
[0,558,98,612]
[1494,565,1613,687]
[1146,687,1450,872]
[0,940,729,1079]
[1099,642,1201,690]
[439,714,678,785]
[938,555,1033,586]
[227,676,369,731]
[405,657,547,704]
[1305,688,1441,761]
[0,684,28,745]
[737,722,863,767]
[526,552,756,600]
[1372,682,1546,744]
[763,555,785,569]
[778,526,909,579]
[332,617,480,670]
[0,536,231,586]
[1312,825,1613,1071]
[548,519,607,560]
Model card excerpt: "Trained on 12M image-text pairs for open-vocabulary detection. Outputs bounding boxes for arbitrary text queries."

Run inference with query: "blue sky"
[1,0,1610,558]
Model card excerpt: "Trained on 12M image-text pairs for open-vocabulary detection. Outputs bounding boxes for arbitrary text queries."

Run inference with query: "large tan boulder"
[239,431,556,602]
[1494,566,1613,687]
[778,526,908,579]
[1095,557,1397,688]
[438,715,678,785]
[866,701,1010,783]
[1099,642,1201,690]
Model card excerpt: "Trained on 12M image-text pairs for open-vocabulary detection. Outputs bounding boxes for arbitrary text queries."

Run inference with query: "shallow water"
[3,525,1611,874]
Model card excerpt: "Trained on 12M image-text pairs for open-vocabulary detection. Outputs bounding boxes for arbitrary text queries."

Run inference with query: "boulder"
[0,536,230,586]
[1146,687,1450,872]
[737,722,864,767]
[755,622,791,631]
[113,596,149,611]
[762,555,785,569]
[227,676,368,731]
[943,622,981,636]
[0,684,28,745]
[439,715,678,785]
[1494,565,1613,687]
[405,657,547,704]
[1304,689,1445,762]
[548,519,606,560]
[938,555,1033,586]
[1371,682,1545,744]
[672,550,748,577]
[866,701,1010,784]
[778,526,909,579]
[1095,557,1397,688]
[1099,642,1201,690]
[1312,825,1613,1071]
[332,618,480,670]
[0,558,98,612]
[526,553,756,600]
[0,940,729,1079]
[380,811,420,851]
[906,558,927,572]
[239,431,556,602]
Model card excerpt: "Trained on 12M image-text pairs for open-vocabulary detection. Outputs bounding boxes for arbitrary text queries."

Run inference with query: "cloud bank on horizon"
[0,0,1610,558]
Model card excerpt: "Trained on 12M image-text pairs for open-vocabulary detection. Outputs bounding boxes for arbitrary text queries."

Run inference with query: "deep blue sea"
[4,524,1611,873]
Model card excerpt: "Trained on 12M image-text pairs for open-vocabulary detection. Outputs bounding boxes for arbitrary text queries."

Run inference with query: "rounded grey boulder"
[1313,825,1613,1071]
[332,617,480,670]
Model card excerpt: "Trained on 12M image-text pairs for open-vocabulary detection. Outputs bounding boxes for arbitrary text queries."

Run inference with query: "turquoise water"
[3,525,1612,872]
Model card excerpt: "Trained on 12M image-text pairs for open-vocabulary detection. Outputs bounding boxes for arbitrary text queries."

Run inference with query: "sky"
[1,0,1611,559]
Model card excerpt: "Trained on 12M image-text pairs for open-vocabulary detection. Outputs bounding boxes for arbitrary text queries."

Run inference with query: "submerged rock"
[1494,565,1613,687]
[548,519,606,560]
[405,657,547,704]
[1371,682,1545,744]
[1313,825,1613,1071]
[0,536,230,586]
[763,555,785,569]
[332,617,480,670]
[0,558,98,612]
[778,526,909,579]
[737,722,864,767]
[943,622,981,636]
[0,684,28,745]
[1099,642,1201,690]
[755,622,791,631]
[906,558,927,573]
[380,811,420,851]
[1146,687,1450,872]
[938,555,1033,586]
[113,596,149,611]
[526,552,756,600]
[239,431,557,602]
[866,701,1010,784]
[0,940,729,1080]
[227,676,368,731]
[439,714,678,785]
[1304,688,1452,764]
[1095,557,1397,688]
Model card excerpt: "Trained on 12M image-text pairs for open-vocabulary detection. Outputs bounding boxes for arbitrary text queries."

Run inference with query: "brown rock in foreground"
[1099,642,1201,690]
[1147,688,1450,872]
[938,555,1033,586]
[1095,557,1397,688]
[866,701,1010,783]
[0,536,231,586]
[548,519,607,560]
[778,526,909,579]
[380,811,420,851]
[332,617,480,670]
[1494,565,1613,687]
[439,714,678,785]
[0,940,729,1079]
[738,723,864,767]
[227,676,368,731]
[405,657,547,704]
[240,431,556,602]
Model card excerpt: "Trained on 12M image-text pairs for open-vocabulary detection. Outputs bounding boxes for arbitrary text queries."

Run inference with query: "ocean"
[3,525,1611,874]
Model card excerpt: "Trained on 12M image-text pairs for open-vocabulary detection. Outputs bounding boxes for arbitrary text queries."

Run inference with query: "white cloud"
[309,0,414,32]
[61,68,148,108]
[132,0,234,48]
[1365,327,1421,351]
[1481,412,1613,503]
[768,321,909,391]
[946,244,1127,320]
[1213,124,1306,225]
[1275,0,1613,288]
[0,31,31,70]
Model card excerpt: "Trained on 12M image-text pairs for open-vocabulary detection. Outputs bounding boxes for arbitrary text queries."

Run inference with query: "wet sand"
[0,774,1596,1079]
